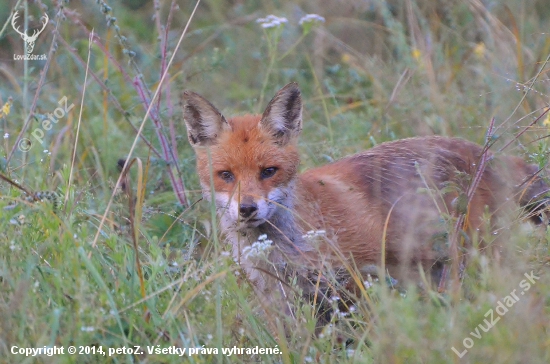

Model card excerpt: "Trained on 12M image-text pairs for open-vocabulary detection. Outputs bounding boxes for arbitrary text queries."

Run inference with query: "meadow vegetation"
[1,0,550,362]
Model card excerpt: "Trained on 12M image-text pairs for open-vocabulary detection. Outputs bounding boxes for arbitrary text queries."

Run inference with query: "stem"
[257,52,277,113]
[66,30,93,204]
[257,27,282,112]
[6,4,60,165]
[0,0,24,39]
[57,34,162,158]
[306,54,333,144]
[92,0,202,247]
[134,78,188,207]
[277,33,306,61]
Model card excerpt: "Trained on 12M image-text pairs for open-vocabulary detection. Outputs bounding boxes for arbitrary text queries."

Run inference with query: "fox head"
[182,83,302,230]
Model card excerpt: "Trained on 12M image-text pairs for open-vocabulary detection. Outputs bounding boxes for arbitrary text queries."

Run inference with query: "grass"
[1,0,550,362]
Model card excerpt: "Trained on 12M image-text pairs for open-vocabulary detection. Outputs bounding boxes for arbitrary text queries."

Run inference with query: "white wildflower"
[256,15,288,29]
[80,326,95,332]
[337,310,349,318]
[302,230,326,239]
[299,14,325,26]
[3,133,9,139]
[242,234,273,260]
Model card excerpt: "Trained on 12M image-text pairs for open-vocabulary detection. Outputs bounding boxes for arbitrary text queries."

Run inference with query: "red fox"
[182,83,547,313]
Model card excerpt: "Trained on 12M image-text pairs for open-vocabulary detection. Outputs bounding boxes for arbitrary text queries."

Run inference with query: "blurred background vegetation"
[1,0,550,362]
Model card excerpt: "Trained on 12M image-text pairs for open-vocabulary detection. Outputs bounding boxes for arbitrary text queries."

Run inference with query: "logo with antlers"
[11,11,49,54]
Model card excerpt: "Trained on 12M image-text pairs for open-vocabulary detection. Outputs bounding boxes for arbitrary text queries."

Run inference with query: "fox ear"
[182,91,229,146]
[260,82,302,145]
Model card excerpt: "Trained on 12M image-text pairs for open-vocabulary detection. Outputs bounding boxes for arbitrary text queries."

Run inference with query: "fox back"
[182,83,548,306]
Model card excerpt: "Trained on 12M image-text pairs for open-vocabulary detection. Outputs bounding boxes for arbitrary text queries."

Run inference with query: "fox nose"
[239,203,258,218]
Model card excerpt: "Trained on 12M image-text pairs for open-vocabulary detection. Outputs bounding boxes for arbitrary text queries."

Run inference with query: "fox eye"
[260,167,278,179]
[218,171,234,182]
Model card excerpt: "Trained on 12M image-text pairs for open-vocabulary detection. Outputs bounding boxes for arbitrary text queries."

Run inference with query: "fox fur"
[182,82,548,314]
